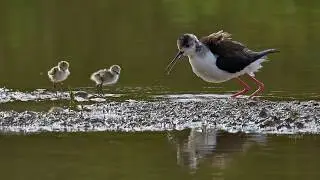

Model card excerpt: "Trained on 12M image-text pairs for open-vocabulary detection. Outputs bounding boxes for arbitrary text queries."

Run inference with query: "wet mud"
[0,88,319,134]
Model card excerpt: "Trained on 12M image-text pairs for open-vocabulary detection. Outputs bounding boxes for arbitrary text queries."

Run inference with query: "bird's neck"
[61,69,69,73]
[188,43,209,59]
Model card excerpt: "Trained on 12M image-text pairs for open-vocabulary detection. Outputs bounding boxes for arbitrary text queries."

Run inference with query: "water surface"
[0,0,319,96]
[1,129,320,180]
[0,1,320,179]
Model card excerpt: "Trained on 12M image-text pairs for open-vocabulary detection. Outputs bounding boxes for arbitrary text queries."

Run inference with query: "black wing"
[200,31,264,73]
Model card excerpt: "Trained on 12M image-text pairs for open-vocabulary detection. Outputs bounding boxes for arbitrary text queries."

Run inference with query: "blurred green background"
[1,1,320,179]
[0,0,319,95]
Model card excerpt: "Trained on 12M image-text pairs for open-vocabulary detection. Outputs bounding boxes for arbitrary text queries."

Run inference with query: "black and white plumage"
[90,65,121,88]
[166,30,279,98]
[48,61,70,87]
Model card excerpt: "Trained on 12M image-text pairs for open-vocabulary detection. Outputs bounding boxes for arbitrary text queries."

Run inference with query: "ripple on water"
[0,88,123,103]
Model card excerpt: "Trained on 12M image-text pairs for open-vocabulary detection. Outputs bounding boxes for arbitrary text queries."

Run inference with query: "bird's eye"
[185,44,190,48]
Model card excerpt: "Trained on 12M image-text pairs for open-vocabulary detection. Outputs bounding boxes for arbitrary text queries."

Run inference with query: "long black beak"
[165,51,183,75]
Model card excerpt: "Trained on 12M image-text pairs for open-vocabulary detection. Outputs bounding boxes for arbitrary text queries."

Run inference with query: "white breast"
[188,52,235,83]
[102,74,119,85]
[54,69,70,82]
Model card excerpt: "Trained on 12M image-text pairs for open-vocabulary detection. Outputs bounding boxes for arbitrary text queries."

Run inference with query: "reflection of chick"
[48,106,64,113]
[48,61,70,88]
[90,65,121,93]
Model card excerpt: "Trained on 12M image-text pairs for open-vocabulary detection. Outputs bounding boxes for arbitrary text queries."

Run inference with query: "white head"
[110,65,121,75]
[58,61,69,71]
[166,34,200,74]
[177,34,200,56]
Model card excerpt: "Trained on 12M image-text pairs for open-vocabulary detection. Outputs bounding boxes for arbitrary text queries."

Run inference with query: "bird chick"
[90,65,121,93]
[48,61,70,88]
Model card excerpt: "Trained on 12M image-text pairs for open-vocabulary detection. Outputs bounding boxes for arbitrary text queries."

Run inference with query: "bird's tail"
[255,49,280,59]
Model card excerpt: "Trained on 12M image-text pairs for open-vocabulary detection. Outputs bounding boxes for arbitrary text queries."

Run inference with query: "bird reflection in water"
[167,126,267,172]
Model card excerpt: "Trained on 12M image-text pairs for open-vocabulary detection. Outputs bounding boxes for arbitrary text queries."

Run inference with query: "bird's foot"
[246,74,265,99]
[249,86,264,99]
[249,96,260,101]
[231,77,251,98]
[231,88,250,98]
[96,84,104,97]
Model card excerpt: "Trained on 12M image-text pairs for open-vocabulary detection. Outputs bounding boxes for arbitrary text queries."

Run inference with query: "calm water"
[1,129,320,180]
[1,0,320,179]
[0,0,319,96]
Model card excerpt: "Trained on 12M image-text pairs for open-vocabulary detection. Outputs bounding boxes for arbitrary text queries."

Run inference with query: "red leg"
[247,74,265,98]
[231,77,251,98]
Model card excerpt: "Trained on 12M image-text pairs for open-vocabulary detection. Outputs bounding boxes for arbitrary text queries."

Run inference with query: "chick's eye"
[185,44,190,48]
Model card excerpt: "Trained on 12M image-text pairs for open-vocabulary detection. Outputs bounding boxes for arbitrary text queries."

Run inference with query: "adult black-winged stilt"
[166,30,279,98]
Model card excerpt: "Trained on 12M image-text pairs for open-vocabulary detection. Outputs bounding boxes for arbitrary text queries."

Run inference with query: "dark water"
[1,129,320,180]
[0,0,320,96]
[1,0,320,179]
